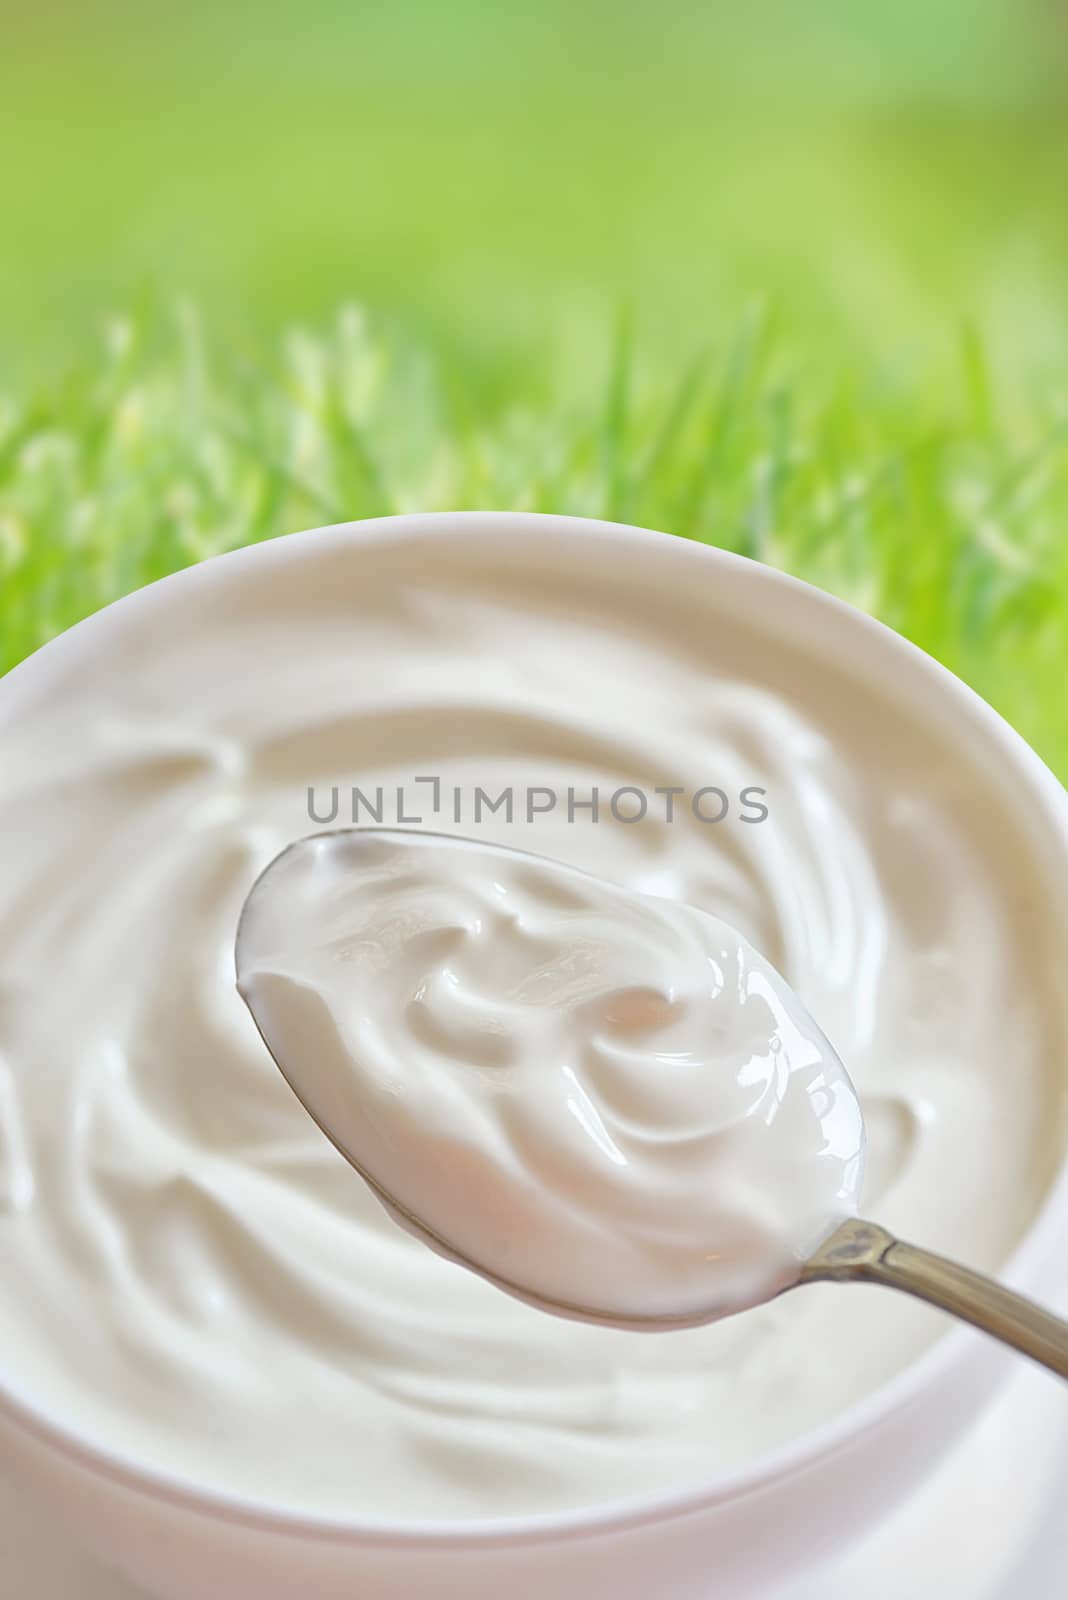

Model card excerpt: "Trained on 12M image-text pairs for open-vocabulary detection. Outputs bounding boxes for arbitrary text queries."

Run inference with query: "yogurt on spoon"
[236,827,866,1327]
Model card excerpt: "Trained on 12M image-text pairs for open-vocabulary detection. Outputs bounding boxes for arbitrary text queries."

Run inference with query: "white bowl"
[2,511,1067,1600]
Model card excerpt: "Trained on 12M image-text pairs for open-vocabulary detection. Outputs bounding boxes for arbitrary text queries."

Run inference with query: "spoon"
[235,826,1068,1380]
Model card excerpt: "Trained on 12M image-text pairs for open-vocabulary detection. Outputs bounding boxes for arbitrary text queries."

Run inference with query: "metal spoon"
[236,826,1068,1380]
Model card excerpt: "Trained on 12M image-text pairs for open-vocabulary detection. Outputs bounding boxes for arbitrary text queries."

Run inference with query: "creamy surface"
[0,523,1063,1522]
[236,829,865,1323]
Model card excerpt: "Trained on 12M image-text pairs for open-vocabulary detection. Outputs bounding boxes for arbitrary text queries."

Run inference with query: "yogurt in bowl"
[0,511,1066,1599]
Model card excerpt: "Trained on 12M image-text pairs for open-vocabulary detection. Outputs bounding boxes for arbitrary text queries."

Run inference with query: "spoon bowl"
[236,824,865,1327]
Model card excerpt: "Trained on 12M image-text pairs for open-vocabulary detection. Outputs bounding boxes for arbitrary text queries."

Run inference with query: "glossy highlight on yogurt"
[236,829,866,1325]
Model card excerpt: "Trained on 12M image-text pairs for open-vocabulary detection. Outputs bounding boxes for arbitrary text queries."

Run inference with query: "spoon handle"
[802,1217,1068,1380]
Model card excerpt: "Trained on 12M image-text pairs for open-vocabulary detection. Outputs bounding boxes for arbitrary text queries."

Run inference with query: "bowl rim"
[2,507,1068,1549]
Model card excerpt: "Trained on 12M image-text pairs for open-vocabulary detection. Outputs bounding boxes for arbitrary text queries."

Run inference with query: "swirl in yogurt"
[236,829,866,1324]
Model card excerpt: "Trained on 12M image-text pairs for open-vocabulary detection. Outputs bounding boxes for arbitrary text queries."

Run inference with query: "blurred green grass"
[2,1,1067,773]
[4,0,1068,368]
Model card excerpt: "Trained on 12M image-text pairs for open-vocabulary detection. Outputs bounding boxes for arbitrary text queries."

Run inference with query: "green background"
[3,0,1067,771]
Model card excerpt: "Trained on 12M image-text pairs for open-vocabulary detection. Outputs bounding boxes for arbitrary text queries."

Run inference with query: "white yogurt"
[0,524,1063,1522]
[236,829,866,1324]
